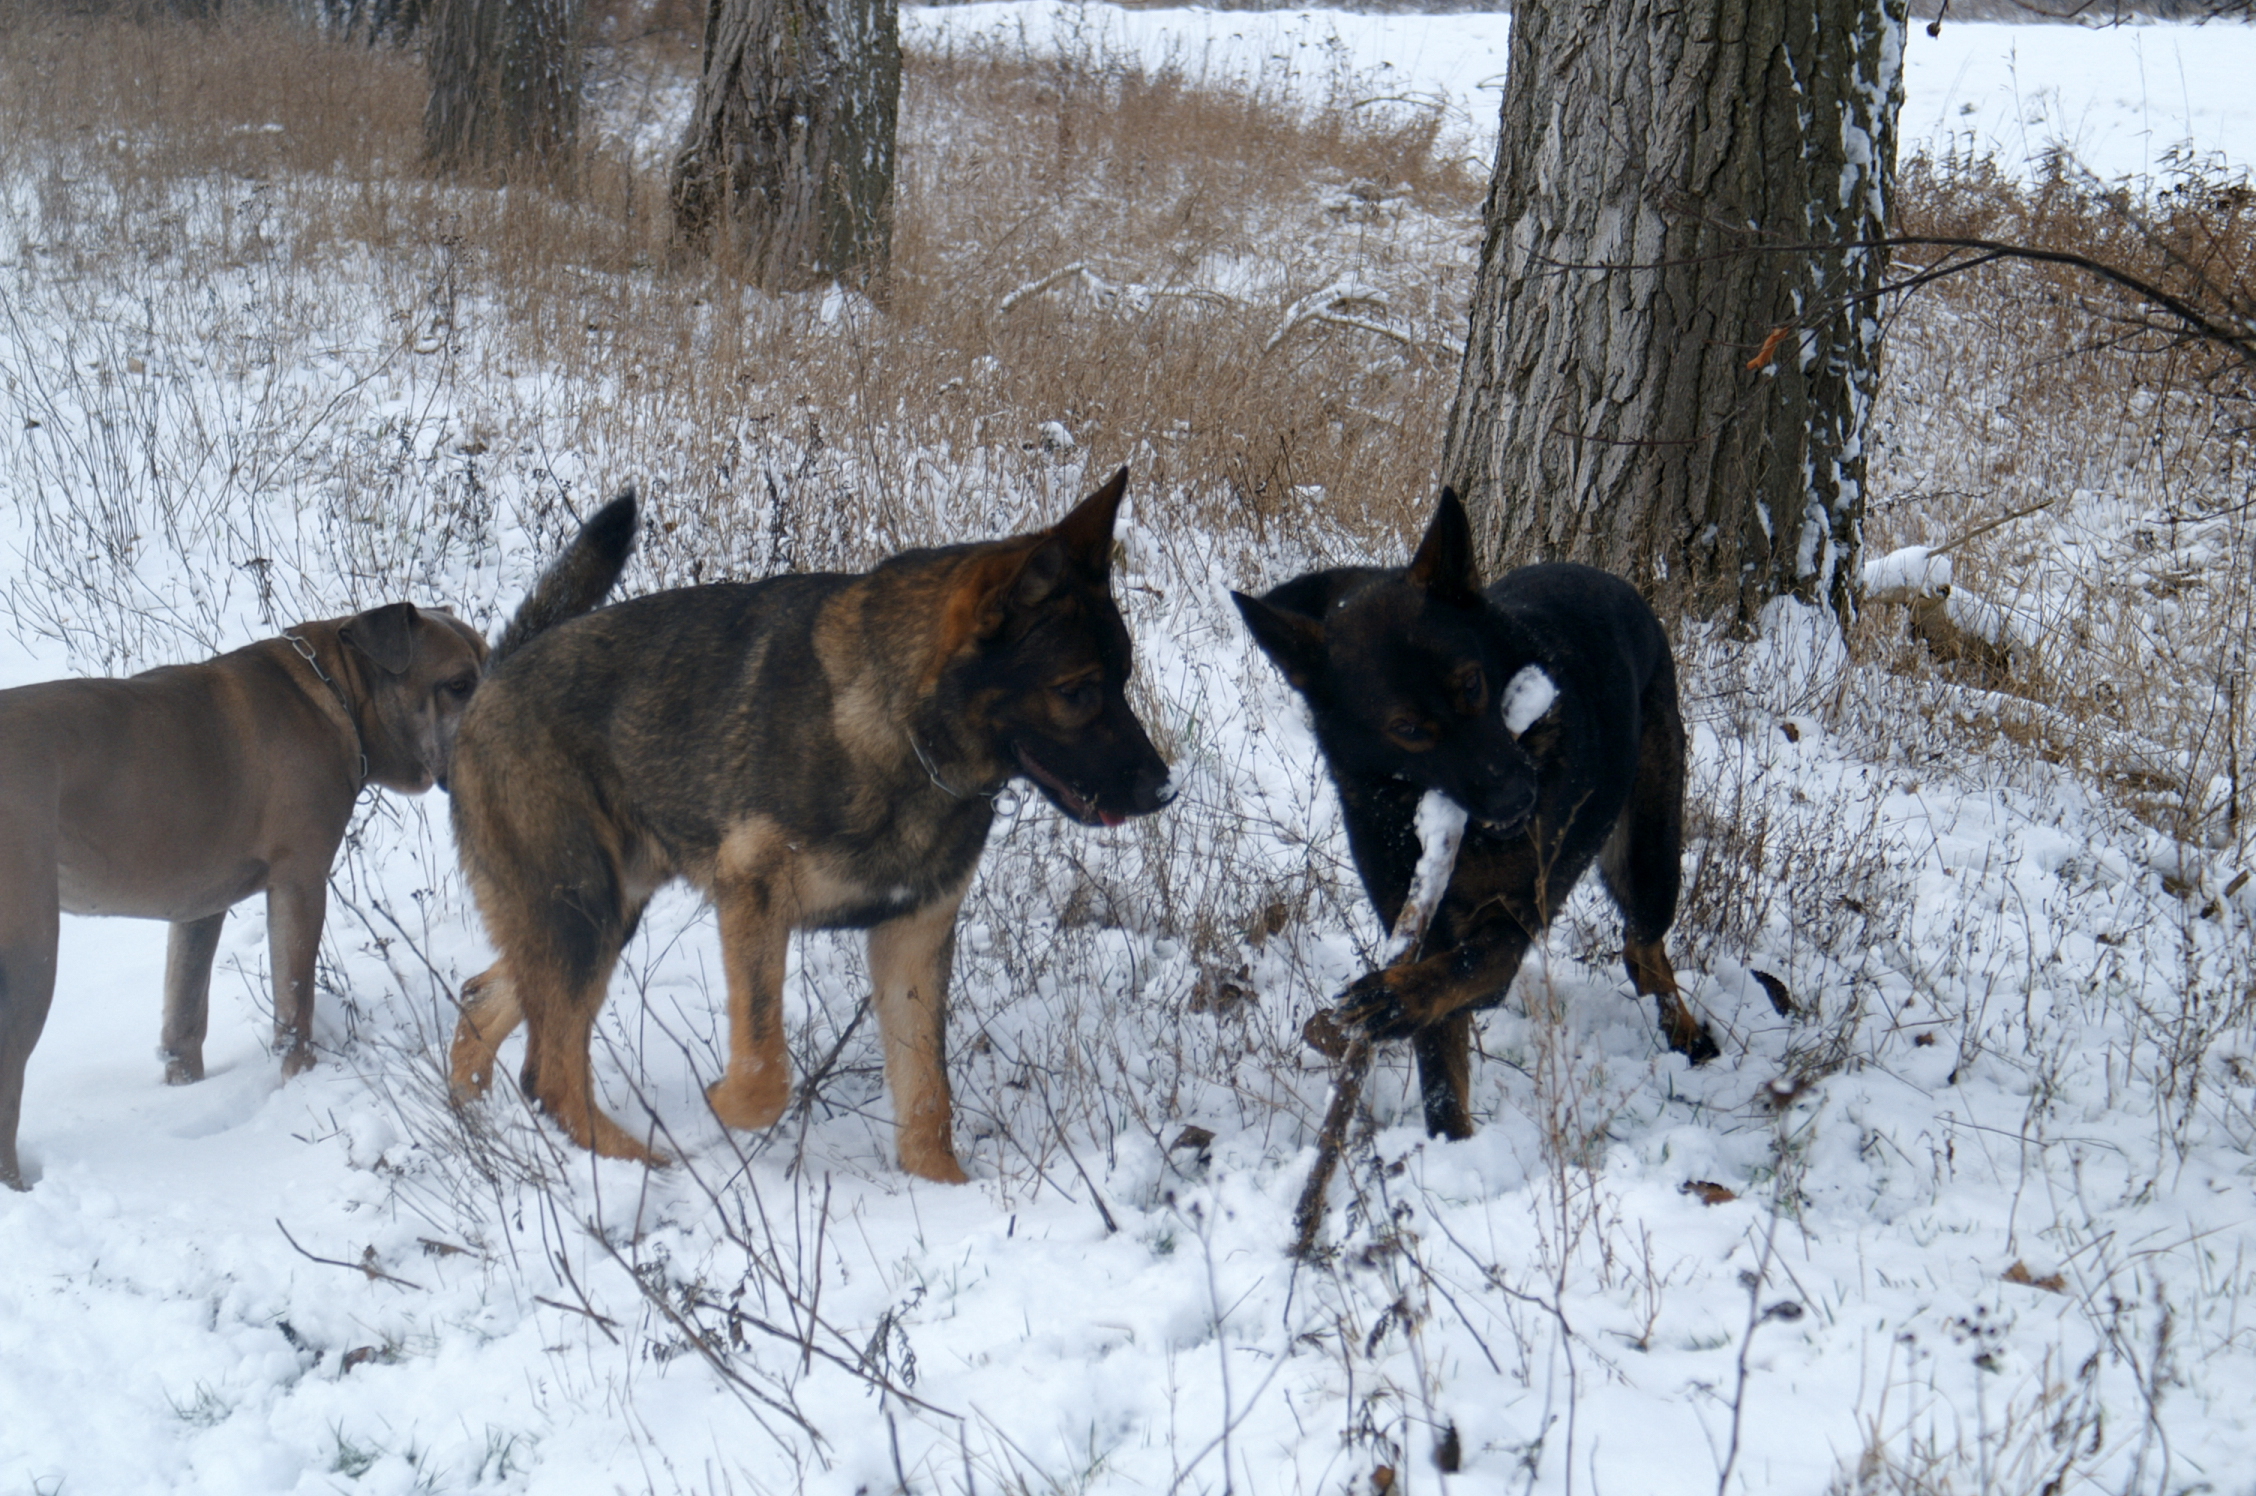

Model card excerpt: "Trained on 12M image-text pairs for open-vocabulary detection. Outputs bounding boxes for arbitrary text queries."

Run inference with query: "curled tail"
[491,489,639,668]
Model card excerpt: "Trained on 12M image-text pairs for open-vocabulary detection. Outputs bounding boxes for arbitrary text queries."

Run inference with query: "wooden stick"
[1292,792,1467,1259]
[1291,1035,1373,1258]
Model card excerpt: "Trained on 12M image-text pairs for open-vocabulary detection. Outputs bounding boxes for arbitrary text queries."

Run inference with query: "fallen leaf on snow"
[2003,1259,2068,1293]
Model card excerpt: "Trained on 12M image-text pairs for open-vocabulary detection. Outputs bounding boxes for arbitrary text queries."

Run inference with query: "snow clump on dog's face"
[1501,665,1557,736]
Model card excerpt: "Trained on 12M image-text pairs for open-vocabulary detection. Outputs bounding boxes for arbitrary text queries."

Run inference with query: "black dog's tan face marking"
[1234,496,1546,833]
[1234,491,1715,1143]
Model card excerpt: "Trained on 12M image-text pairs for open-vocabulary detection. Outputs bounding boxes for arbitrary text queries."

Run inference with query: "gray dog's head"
[333,603,490,792]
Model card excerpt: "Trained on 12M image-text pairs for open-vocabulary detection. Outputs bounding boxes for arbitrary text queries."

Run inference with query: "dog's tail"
[490,488,639,669]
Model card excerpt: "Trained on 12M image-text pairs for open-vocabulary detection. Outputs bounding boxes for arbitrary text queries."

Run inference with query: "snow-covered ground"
[909,3,2256,180]
[5,9,2256,1496]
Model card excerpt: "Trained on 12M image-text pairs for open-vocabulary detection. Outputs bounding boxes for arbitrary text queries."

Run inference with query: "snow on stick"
[1293,788,1468,1259]
[1380,789,1469,962]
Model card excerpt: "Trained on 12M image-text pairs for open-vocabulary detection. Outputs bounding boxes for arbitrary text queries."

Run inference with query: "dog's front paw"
[706,1069,790,1131]
[1656,993,1722,1066]
[160,1048,204,1086]
[899,1142,970,1185]
[279,1043,317,1079]
[1336,972,1420,1043]
[448,1055,493,1105]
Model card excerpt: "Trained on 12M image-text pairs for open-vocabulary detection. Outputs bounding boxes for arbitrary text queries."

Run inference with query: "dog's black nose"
[1127,756,1175,816]
[1470,778,1536,830]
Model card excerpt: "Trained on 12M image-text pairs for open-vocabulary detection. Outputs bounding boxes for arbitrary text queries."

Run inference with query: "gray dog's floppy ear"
[1406,489,1482,606]
[1232,590,1327,690]
[339,602,422,676]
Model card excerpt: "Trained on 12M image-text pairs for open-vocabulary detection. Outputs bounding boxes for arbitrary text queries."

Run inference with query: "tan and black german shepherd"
[447,469,1173,1181]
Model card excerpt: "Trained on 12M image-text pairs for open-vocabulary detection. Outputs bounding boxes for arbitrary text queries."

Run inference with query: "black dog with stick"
[1235,492,1717,1174]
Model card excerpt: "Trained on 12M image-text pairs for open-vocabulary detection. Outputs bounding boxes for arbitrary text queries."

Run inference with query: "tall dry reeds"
[0,0,1479,580]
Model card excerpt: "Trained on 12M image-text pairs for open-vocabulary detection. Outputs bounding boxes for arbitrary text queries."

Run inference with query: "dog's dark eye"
[1452,665,1486,714]
[1054,681,1100,713]
[443,678,475,699]
[1386,717,1435,749]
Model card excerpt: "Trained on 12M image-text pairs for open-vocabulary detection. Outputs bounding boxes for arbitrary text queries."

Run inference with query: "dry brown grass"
[1856,146,2256,852]
[0,2,1478,580]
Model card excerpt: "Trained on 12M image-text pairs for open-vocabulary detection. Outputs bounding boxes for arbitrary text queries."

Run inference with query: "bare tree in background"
[668,0,900,291]
[423,0,584,175]
[329,0,428,44]
[1442,0,1909,624]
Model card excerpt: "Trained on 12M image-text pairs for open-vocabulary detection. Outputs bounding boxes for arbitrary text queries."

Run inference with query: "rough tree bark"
[1441,0,1909,623]
[423,0,584,175]
[668,0,900,292]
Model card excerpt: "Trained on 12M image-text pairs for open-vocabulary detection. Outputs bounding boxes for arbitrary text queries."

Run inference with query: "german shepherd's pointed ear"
[1050,466,1130,581]
[1405,489,1482,606]
[936,540,1047,657]
[339,602,422,675]
[1232,590,1327,689]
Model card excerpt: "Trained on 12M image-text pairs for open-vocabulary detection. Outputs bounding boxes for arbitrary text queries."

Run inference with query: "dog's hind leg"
[705,872,794,1136]
[869,878,973,1184]
[508,915,665,1164]
[505,870,664,1165]
[0,819,60,1190]
[160,911,226,1084]
[449,963,523,1101]
[1597,674,1719,1064]
[519,964,663,1164]
[1412,1012,1476,1141]
[462,818,664,1162]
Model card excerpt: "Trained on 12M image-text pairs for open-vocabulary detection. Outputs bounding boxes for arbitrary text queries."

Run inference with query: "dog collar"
[284,630,371,792]
[907,728,1015,813]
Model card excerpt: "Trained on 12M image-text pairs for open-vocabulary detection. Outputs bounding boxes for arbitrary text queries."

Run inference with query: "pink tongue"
[1099,810,1125,828]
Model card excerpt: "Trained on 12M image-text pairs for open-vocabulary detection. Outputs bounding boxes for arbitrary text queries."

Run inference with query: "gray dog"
[0,495,635,1189]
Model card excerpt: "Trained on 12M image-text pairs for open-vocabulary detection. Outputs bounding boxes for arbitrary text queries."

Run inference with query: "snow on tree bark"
[422,0,585,174]
[1440,0,1908,623]
[668,0,900,292]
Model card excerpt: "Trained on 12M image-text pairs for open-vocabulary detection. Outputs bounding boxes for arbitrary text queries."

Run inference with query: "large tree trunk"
[1441,0,1908,624]
[668,0,899,292]
[423,0,584,175]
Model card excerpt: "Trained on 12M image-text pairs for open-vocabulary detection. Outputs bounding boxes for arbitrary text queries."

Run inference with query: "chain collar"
[284,630,370,792]
[908,727,984,800]
[907,729,1019,815]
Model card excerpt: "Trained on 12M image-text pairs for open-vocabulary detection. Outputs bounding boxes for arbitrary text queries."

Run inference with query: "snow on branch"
[1263,276,1445,361]
[997,262,1244,317]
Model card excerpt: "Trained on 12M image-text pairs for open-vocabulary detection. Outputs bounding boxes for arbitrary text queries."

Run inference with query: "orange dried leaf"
[2003,1260,2068,1293]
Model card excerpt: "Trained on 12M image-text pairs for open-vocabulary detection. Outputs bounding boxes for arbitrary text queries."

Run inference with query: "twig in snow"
[1928,493,2064,558]
[544,1245,621,1344]
[587,1224,830,1446]
[1031,1064,1121,1235]
[533,1295,621,1337]
[274,1218,425,1291]
[998,262,1244,318]
[1291,1033,1375,1261]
